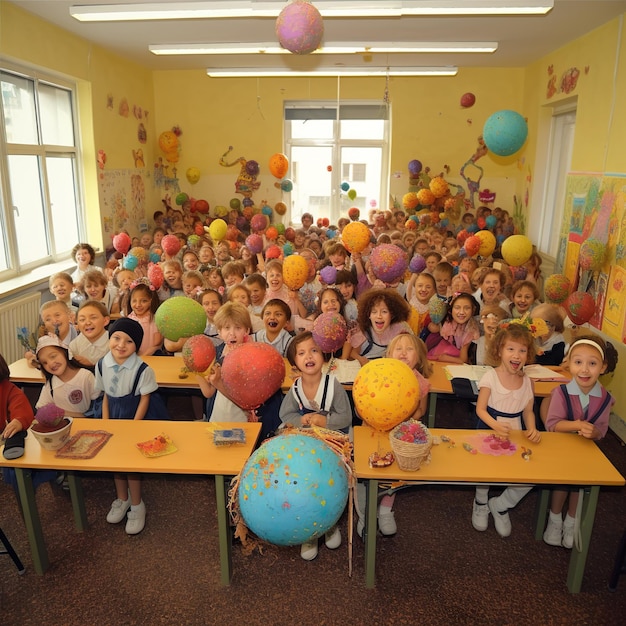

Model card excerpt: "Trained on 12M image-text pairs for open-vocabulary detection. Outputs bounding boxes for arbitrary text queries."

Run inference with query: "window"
[284,102,389,226]
[0,66,83,278]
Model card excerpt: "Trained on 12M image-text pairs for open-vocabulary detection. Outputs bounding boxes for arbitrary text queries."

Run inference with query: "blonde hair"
[386,333,433,378]
[532,303,564,333]
[213,301,252,331]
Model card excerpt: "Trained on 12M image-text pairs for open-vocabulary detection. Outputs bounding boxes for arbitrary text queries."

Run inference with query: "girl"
[279,331,352,561]
[71,243,101,287]
[311,287,347,320]
[81,269,118,313]
[240,245,262,276]
[125,280,163,356]
[472,324,541,538]
[348,289,412,365]
[35,334,99,417]
[473,305,509,366]
[206,266,226,295]
[427,293,480,363]
[474,268,510,312]
[243,273,268,317]
[158,260,185,301]
[229,284,264,332]
[509,280,540,318]
[263,260,308,324]
[543,335,617,549]
[532,303,567,365]
[406,272,437,336]
[182,270,205,298]
[110,268,137,316]
[197,288,224,347]
[524,250,544,298]
[335,269,358,327]
[198,242,216,266]
[94,318,169,535]
[182,249,200,271]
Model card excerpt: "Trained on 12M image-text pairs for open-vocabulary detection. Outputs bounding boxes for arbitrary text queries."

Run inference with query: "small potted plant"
[31,404,73,451]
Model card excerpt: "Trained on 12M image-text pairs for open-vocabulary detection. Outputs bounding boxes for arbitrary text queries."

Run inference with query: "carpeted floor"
[1,394,625,625]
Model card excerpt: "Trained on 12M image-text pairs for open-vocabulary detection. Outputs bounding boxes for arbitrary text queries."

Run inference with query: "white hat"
[36,333,73,359]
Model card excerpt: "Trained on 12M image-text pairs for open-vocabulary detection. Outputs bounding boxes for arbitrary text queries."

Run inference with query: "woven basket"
[389,420,433,471]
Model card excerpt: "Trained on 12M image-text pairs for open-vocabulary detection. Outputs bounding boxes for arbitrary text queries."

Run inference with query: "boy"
[49,271,77,312]
[423,251,443,274]
[254,299,293,357]
[433,261,454,300]
[26,301,77,366]
[221,261,246,291]
[70,300,110,367]
[244,273,268,317]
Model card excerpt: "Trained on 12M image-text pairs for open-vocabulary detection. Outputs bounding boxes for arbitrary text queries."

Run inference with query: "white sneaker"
[125,501,146,535]
[356,518,364,538]
[378,507,397,536]
[562,519,575,549]
[106,498,131,524]
[300,539,319,560]
[472,500,490,532]
[543,517,563,546]
[488,498,511,538]
[324,526,341,549]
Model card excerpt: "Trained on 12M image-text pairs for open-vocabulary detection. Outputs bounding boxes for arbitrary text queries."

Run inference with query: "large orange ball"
[269,153,289,179]
[282,254,309,290]
[341,221,371,254]
[475,230,496,257]
[274,201,287,216]
[182,335,216,373]
[416,188,435,206]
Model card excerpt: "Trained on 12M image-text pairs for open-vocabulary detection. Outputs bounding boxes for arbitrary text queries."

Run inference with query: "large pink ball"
[313,312,347,354]
[147,262,164,289]
[221,343,285,411]
[251,214,269,233]
[409,254,426,273]
[161,234,181,256]
[182,335,216,373]
[275,0,324,55]
[113,232,131,254]
[319,265,338,285]
[565,291,595,325]
[369,244,408,283]
[245,234,264,254]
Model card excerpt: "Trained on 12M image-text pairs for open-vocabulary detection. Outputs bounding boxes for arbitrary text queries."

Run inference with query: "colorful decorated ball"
[275,201,287,216]
[266,226,279,241]
[285,227,296,242]
[402,192,419,210]
[477,217,487,229]
[214,205,229,218]
[464,235,481,257]
[564,291,595,325]
[280,179,294,193]
[341,181,350,192]
[245,160,259,177]
[238,433,349,546]
[341,221,371,254]
[486,214,497,229]
[408,159,423,177]
[312,312,347,353]
[475,230,496,257]
[429,298,448,325]
[113,232,132,254]
[283,242,294,256]
[230,197,241,211]
[282,254,309,290]
[579,238,606,271]
[466,222,479,234]
[262,205,273,217]
[187,235,201,248]
[348,207,360,221]
[416,188,435,206]
[123,255,138,270]
[353,359,420,432]
[544,274,571,304]
[221,343,285,410]
[225,225,239,242]
[129,246,148,262]
[182,335,216,373]
[326,228,337,239]
[155,297,207,341]
[429,176,449,199]
[483,110,528,157]
[147,263,164,289]
[251,214,269,233]
[510,265,528,281]
[347,189,357,201]
[461,92,476,108]
[161,234,181,256]
[265,244,282,260]
[175,192,188,206]
[276,223,286,235]
[236,216,248,231]
[409,254,427,273]
[319,265,338,285]
[501,234,533,266]
[194,199,209,214]
[275,0,324,55]
[209,219,228,242]
[369,244,408,283]
[242,198,254,208]
[149,252,162,264]
[404,219,417,230]
[194,222,205,236]
[269,153,289,179]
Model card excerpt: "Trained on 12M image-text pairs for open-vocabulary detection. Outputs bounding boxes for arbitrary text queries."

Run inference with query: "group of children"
[0,205,618,559]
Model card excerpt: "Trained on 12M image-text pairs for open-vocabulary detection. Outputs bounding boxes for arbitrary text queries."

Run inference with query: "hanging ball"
[544,274,571,304]
[186,167,201,185]
[501,234,533,266]
[209,219,228,242]
[269,153,289,179]
[460,92,476,108]
[347,189,357,201]
[230,198,241,211]
[275,0,324,55]
[483,110,528,157]
[341,181,350,192]
[281,179,294,192]
[408,159,422,176]
[245,160,259,177]
[275,201,287,216]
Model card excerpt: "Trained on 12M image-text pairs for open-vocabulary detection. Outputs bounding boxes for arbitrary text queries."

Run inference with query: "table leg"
[534,488,550,540]
[14,468,49,575]
[66,472,88,531]
[427,393,438,428]
[215,474,233,585]
[566,486,599,593]
[364,478,379,588]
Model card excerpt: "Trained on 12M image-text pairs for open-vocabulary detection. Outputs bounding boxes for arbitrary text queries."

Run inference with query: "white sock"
[564,513,575,527]
[549,511,562,523]
[130,501,144,511]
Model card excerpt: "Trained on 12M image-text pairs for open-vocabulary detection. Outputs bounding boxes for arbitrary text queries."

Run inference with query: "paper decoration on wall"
[132,149,144,168]
[154,158,180,192]
[97,150,106,170]
[138,123,147,144]
[106,94,114,110]
[219,145,261,198]
[460,136,488,210]
[159,127,182,163]
[561,68,580,94]
[133,105,143,120]
[119,98,129,117]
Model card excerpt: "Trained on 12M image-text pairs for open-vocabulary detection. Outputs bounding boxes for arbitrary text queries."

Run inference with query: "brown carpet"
[1,394,625,625]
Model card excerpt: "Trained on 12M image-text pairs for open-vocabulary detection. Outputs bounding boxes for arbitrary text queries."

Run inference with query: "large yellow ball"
[352,359,420,432]
[501,234,533,267]
[209,219,228,241]
[475,230,496,257]
[341,221,371,254]
[282,254,309,290]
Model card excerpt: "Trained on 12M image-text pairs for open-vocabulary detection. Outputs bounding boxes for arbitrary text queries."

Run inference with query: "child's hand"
[208,363,222,386]
[494,420,511,439]
[2,420,23,439]
[427,322,440,333]
[525,428,541,443]
[578,422,598,439]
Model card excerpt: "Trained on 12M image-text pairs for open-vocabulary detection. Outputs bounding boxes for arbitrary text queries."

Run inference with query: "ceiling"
[7,1,626,73]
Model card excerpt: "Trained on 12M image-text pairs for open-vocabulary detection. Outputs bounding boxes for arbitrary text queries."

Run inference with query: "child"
[472,324,541,537]
[196,303,282,438]
[348,289,412,365]
[243,273,268,317]
[297,249,323,318]
[509,280,540,318]
[110,268,137,316]
[474,268,510,312]
[335,269,358,327]
[254,299,293,356]
[158,260,185,301]
[125,280,163,356]
[423,251,443,274]
[427,293,480,363]
[407,272,437,335]
[94,318,169,535]
[182,270,205,298]
[81,269,118,313]
[229,284,264,332]
[321,242,349,271]
[473,305,509,366]
[432,262,454,299]
[198,242,216,266]
[35,334,99,417]
[542,335,618,548]
[279,331,351,560]
[49,271,77,312]
[149,227,166,255]
[71,243,101,287]
[222,261,246,291]
[206,266,226,294]
[532,303,567,365]
[182,250,200,272]
[263,260,308,323]
[70,301,110,367]
[26,301,78,365]
[240,246,262,277]
[215,241,233,266]
[312,287,346,320]
[450,271,473,295]
[524,250,544,298]
[197,288,224,347]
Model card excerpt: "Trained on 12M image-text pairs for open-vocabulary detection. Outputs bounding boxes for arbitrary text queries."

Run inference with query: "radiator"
[0,292,41,364]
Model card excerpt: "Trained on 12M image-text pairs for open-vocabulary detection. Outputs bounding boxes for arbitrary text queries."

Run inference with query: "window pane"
[340,119,385,140]
[46,156,80,253]
[0,72,38,144]
[290,119,334,140]
[341,147,382,210]
[0,217,8,272]
[7,155,48,264]
[290,146,333,224]
[40,83,75,146]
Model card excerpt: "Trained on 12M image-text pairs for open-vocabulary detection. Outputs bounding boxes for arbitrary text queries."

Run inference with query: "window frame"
[0,60,85,281]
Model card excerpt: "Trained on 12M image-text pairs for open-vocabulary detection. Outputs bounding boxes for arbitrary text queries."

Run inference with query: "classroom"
[1,2,626,624]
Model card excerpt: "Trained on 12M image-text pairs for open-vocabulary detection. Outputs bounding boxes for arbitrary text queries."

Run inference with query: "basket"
[389,420,433,471]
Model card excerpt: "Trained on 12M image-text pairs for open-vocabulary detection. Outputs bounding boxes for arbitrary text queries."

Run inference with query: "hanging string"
[248,77,265,120]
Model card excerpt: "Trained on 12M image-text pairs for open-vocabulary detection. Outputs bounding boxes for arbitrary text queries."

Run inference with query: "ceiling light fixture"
[71,1,553,22]
[206,66,459,78]
[150,41,497,56]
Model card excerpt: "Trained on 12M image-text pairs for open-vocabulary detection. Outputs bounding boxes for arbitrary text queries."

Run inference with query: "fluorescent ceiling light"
[71,1,553,22]
[150,41,497,55]
[206,67,459,78]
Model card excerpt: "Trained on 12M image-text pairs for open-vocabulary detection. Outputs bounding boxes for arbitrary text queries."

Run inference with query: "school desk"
[353,425,625,593]
[0,419,261,583]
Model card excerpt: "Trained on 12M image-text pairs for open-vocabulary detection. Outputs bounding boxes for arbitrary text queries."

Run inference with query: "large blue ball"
[483,110,528,157]
[239,433,349,546]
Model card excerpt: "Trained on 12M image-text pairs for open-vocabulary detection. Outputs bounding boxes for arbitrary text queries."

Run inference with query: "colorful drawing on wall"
[158,127,182,164]
[106,94,114,110]
[560,67,580,94]
[602,265,626,340]
[119,98,129,118]
[219,146,261,198]
[459,136,488,210]
[153,158,180,192]
[99,169,147,236]
[132,148,144,168]
[138,123,147,144]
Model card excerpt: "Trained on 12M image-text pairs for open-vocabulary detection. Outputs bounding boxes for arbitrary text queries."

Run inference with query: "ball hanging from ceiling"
[276,1,324,55]
[483,110,528,157]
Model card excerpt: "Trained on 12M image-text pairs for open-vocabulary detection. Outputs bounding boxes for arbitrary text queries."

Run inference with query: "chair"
[608,528,626,591]
[0,526,25,574]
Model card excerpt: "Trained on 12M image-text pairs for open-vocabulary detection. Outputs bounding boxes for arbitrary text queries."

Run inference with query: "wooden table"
[0,419,261,583]
[353,425,625,593]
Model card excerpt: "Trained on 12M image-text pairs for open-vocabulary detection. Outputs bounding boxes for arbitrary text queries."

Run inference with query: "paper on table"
[444,364,492,381]
[323,359,362,384]
[523,364,569,381]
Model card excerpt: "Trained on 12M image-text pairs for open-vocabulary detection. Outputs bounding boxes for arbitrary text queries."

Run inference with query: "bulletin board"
[557,172,626,343]
[98,168,149,237]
